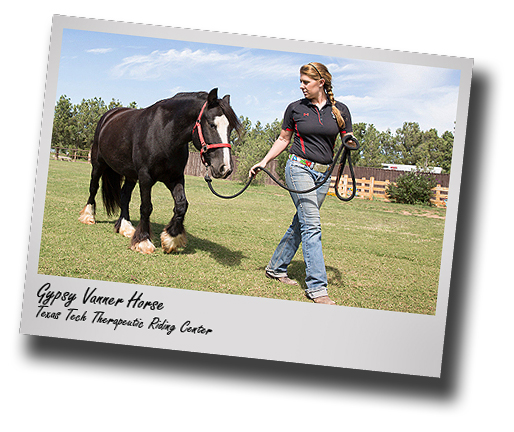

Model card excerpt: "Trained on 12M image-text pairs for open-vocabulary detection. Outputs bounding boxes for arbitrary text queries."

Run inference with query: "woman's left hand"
[343,133,358,148]
[249,161,266,177]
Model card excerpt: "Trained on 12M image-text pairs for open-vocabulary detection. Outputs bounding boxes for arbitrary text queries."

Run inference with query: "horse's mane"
[218,97,242,137]
[158,91,242,136]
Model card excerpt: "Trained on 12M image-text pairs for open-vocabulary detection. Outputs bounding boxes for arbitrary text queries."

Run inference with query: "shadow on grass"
[146,221,246,267]
[182,232,246,267]
[288,261,343,288]
[257,260,343,292]
[91,217,246,267]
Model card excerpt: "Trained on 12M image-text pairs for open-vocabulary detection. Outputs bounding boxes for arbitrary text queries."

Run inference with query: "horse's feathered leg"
[114,179,137,238]
[79,160,106,225]
[161,178,188,253]
[130,173,156,254]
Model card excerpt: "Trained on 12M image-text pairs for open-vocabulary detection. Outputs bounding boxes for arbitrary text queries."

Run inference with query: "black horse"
[79,88,241,254]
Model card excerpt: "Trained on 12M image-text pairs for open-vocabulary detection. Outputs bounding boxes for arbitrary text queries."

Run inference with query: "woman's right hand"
[249,160,267,177]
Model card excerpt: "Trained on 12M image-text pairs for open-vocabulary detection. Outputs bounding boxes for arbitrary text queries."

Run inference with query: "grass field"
[38,160,447,314]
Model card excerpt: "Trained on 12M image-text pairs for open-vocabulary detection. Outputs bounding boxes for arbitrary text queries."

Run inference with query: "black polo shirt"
[282,98,353,164]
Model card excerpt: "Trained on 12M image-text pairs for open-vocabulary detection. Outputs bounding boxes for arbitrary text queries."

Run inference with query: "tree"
[52,96,138,151]
[72,98,108,149]
[439,131,454,173]
[388,122,454,172]
[355,123,383,167]
[350,122,366,166]
[233,119,268,184]
[352,123,400,168]
[52,95,74,150]
[264,119,286,181]
[418,128,439,171]
[108,98,125,110]
[379,129,397,164]
[50,94,455,174]
[395,122,423,165]
[413,128,454,174]
[232,117,284,184]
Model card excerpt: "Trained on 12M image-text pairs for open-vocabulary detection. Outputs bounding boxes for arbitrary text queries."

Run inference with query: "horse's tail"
[94,108,128,217]
[101,167,122,217]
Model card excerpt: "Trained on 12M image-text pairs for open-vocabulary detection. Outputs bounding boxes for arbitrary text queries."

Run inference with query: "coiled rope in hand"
[204,134,360,201]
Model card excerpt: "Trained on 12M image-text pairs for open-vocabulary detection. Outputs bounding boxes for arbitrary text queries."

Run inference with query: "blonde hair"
[300,62,345,130]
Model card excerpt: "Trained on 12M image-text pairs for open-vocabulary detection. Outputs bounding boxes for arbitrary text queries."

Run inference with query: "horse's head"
[192,88,241,179]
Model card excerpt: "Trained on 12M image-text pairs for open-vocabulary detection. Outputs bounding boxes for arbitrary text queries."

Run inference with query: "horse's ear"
[207,88,219,107]
[222,94,230,105]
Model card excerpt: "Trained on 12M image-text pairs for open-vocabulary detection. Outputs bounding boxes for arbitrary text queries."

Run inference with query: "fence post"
[431,184,442,207]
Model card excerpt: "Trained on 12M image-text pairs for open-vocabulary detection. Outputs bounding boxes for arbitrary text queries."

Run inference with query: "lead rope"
[204,135,360,201]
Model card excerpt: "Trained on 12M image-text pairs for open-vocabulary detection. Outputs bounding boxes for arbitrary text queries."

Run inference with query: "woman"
[250,62,355,305]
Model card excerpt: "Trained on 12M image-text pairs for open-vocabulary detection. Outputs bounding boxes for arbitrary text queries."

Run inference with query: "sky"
[56,28,462,133]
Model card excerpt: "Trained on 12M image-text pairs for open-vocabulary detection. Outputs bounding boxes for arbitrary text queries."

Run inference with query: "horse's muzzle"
[208,163,232,179]
[216,164,232,179]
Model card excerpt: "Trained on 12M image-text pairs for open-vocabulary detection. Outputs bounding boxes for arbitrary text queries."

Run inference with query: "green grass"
[38,160,447,314]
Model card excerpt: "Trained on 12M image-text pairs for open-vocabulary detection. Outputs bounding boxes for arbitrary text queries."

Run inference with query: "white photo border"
[20,15,473,377]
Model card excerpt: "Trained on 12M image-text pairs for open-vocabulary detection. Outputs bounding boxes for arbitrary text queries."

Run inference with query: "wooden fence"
[174,152,283,187]
[52,147,90,162]
[337,165,450,188]
[328,174,449,208]
[50,148,449,206]
[50,148,282,186]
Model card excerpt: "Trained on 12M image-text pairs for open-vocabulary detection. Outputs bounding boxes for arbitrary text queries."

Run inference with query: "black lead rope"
[334,145,358,202]
[204,135,360,201]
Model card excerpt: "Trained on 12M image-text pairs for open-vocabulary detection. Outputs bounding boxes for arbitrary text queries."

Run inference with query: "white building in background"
[381,164,443,174]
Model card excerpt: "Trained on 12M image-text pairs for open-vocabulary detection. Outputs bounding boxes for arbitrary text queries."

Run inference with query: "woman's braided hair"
[301,62,345,130]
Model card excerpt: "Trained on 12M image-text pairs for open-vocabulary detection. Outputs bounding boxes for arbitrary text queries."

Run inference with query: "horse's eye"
[210,123,216,128]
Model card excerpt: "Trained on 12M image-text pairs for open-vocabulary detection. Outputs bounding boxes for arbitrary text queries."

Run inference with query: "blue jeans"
[266,159,331,299]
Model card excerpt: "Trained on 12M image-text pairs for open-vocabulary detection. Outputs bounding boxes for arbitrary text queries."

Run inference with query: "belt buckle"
[313,163,328,173]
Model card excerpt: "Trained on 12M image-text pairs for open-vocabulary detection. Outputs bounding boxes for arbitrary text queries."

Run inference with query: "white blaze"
[214,115,231,169]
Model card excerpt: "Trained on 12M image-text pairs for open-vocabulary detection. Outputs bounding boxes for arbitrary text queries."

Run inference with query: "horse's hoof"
[79,204,95,225]
[119,219,136,238]
[160,230,187,253]
[131,239,156,254]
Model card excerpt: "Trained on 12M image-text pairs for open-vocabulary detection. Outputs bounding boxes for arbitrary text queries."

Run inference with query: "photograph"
[19,15,472,378]
[6,3,514,430]
[41,26,460,313]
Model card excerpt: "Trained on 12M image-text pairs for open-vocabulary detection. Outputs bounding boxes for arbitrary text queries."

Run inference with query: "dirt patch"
[383,209,445,220]
[419,212,445,220]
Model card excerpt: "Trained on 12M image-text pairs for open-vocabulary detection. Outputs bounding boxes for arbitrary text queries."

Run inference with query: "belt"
[289,154,330,173]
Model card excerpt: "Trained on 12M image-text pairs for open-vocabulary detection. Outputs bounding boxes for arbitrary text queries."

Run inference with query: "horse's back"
[96,107,135,138]
[94,107,141,179]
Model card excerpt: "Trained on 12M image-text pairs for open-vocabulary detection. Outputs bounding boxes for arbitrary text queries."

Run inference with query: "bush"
[386,171,437,205]
[233,142,269,185]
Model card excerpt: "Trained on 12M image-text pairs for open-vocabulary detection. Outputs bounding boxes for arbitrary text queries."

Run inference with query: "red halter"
[192,101,232,166]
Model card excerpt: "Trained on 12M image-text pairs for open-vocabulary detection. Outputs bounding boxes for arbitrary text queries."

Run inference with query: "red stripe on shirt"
[315,107,322,124]
[295,123,305,154]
